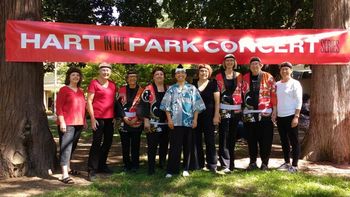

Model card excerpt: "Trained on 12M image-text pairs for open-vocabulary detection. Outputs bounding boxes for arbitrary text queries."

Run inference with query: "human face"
[250,61,263,76]
[280,67,292,80]
[175,71,186,83]
[69,72,81,85]
[99,67,111,79]
[198,68,209,80]
[224,58,236,70]
[153,71,164,84]
[127,74,138,86]
[304,99,310,110]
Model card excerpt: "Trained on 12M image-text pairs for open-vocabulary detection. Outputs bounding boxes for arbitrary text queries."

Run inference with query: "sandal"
[68,169,80,175]
[61,177,75,184]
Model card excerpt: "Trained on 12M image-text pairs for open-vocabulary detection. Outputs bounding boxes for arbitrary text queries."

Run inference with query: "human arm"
[272,106,277,123]
[165,111,174,129]
[87,92,98,131]
[291,109,301,128]
[292,81,303,127]
[213,91,221,125]
[270,76,277,121]
[56,88,67,132]
[192,111,199,129]
[144,118,151,132]
[160,88,174,129]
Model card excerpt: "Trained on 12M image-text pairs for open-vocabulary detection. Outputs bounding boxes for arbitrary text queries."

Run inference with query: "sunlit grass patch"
[42,170,350,197]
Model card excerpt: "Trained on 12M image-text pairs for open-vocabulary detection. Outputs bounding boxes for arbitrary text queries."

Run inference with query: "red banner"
[6,20,350,64]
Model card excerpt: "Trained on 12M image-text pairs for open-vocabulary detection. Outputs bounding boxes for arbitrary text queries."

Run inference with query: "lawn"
[46,118,350,197]
[43,168,350,197]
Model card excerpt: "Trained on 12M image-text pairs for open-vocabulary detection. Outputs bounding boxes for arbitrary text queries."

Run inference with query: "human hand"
[271,111,277,123]
[213,114,220,125]
[168,119,174,130]
[291,117,299,128]
[91,118,99,131]
[144,119,151,132]
[60,122,67,132]
[192,119,198,129]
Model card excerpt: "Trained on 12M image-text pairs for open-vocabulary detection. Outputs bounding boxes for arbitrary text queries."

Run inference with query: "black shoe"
[158,163,164,169]
[88,170,96,181]
[260,164,268,171]
[148,169,155,175]
[131,166,139,173]
[246,163,258,171]
[122,167,130,172]
[98,166,113,174]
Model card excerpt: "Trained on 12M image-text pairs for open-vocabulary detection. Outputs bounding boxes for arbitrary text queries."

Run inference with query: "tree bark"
[301,0,350,164]
[0,0,56,178]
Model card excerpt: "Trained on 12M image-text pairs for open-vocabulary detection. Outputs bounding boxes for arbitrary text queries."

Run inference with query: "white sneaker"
[277,163,291,171]
[202,167,210,171]
[288,166,298,173]
[222,168,231,174]
[165,173,172,178]
[182,171,190,177]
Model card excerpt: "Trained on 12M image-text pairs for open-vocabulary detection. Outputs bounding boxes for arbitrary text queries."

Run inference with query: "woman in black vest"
[137,67,169,175]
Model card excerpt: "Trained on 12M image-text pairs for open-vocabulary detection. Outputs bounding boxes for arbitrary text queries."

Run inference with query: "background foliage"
[43,0,313,85]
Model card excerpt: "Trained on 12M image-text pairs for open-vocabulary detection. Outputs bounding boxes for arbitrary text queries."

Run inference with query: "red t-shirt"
[56,86,86,125]
[88,79,117,119]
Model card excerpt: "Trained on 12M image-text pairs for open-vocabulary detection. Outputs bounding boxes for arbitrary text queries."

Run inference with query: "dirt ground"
[1,134,350,197]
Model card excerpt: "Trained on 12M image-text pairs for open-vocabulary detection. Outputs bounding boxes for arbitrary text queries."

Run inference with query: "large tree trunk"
[0,0,56,178]
[301,0,350,163]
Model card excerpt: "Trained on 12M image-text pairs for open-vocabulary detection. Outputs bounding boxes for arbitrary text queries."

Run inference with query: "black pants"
[146,128,169,172]
[245,121,273,166]
[219,116,239,170]
[58,125,83,166]
[167,126,193,174]
[277,115,300,167]
[88,118,114,171]
[119,127,142,170]
[195,116,217,170]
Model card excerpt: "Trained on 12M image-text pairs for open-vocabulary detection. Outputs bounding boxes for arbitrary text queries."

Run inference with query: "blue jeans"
[58,125,83,166]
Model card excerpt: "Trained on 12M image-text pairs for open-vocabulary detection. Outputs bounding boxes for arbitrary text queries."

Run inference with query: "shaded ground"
[1,131,350,197]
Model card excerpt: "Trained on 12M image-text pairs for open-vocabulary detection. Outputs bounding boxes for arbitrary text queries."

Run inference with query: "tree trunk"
[0,0,56,178]
[301,0,350,164]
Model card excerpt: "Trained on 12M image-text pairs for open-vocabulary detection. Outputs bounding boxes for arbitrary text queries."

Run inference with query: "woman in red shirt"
[56,67,86,184]
[87,63,117,180]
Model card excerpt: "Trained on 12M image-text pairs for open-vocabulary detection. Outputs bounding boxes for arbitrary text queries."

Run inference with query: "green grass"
[47,118,350,196]
[42,168,350,197]
[48,119,59,138]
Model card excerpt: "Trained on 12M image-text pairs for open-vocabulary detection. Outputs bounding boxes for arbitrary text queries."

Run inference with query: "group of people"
[55,54,303,184]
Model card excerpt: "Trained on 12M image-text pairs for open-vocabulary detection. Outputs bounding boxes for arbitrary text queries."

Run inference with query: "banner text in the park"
[6,20,350,64]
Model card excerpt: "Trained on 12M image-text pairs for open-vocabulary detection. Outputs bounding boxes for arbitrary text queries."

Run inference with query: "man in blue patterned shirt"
[160,64,206,178]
